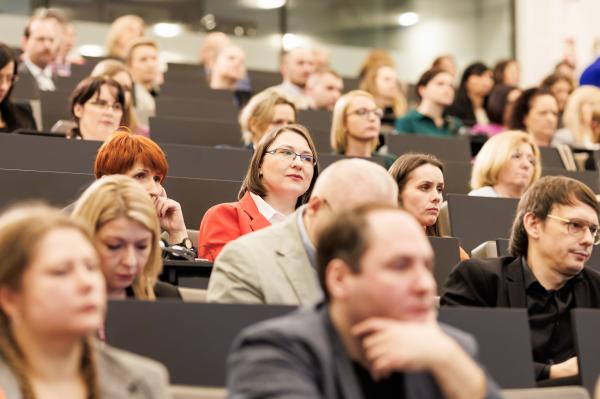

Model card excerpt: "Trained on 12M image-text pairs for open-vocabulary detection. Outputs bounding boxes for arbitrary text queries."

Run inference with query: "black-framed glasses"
[346,107,384,119]
[546,214,600,245]
[88,100,123,112]
[265,147,317,166]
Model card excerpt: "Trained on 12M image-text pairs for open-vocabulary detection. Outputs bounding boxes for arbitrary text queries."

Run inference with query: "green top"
[395,109,462,137]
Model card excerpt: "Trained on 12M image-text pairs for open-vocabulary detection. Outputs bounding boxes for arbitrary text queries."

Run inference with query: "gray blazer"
[207,209,322,305]
[0,340,171,399]
[227,304,503,399]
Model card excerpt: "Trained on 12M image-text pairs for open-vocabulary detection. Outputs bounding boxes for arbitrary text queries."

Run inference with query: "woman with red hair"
[94,129,191,248]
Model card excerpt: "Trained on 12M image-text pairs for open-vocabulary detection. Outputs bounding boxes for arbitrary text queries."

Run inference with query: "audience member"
[469,130,541,198]
[554,85,600,148]
[389,153,469,260]
[510,88,559,147]
[72,175,180,300]
[493,58,520,87]
[359,64,407,128]
[43,8,85,77]
[273,46,316,108]
[207,158,398,305]
[591,102,600,145]
[198,124,318,261]
[305,68,343,111]
[312,45,331,70]
[68,76,125,140]
[432,54,458,79]
[580,56,600,87]
[330,90,395,168]
[19,11,61,91]
[125,38,160,128]
[540,73,573,126]
[239,88,296,148]
[0,43,37,132]
[554,60,577,87]
[198,32,231,77]
[105,14,145,60]
[447,62,494,127]
[0,204,170,397]
[227,205,501,399]
[442,176,600,382]
[395,68,461,137]
[358,49,394,81]
[94,130,192,247]
[477,84,520,136]
[91,59,143,136]
[209,45,247,90]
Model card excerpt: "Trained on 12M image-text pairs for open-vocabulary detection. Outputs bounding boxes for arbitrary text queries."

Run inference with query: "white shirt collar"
[23,57,55,91]
[249,192,287,224]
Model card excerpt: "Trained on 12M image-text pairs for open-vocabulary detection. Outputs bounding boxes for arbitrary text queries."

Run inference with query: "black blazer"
[0,101,37,133]
[441,256,600,380]
[441,256,600,309]
[125,281,182,300]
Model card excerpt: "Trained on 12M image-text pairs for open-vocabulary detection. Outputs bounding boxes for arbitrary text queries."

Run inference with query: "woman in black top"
[447,62,494,128]
[0,43,37,133]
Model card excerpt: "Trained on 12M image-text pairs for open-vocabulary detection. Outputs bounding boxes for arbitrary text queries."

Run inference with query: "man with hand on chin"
[443,176,600,383]
[226,205,501,399]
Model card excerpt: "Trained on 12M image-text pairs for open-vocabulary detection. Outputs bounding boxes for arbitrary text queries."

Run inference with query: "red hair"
[94,129,168,181]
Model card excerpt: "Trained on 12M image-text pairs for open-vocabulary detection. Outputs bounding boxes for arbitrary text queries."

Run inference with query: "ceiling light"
[240,0,286,10]
[398,12,419,27]
[78,44,104,57]
[281,33,303,51]
[152,23,183,38]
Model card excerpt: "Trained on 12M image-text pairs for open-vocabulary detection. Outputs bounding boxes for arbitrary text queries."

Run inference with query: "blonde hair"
[124,37,158,67]
[91,59,139,132]
[470,130,541,190]
[359,64,407,117]
[0,204,100,399]
[105,15,145,59]
[239,88,296,145]
[562,85,600,145]
[72,175,162,300]
[330,90,379,153]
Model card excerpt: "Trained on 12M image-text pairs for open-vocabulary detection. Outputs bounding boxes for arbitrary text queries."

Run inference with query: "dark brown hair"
[317,203,398,300]
[388,153,444,236]
[509,87,552,131]
[69,76,126,132]
[508,176,599,257]
[238,124,320,208]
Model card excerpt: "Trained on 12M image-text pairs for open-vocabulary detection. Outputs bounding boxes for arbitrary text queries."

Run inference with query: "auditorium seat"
[386,134,472,163]
[501,386,590,399]
[155,97,238,120]
[177,287,207,303]
[573,309,600,396]
[170,386,226,399]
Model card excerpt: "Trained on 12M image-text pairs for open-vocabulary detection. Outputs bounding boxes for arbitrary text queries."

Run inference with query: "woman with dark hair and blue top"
[447,62,494,128]
[0,43,37,132]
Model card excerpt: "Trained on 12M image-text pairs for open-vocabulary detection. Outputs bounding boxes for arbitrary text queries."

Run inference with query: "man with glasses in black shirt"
[442,175,600,383]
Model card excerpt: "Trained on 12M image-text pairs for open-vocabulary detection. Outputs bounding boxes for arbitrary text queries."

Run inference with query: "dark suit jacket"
[441,256,600,379]
[0,101,37,132]
[227,304,502,399]
[198,191,271,261]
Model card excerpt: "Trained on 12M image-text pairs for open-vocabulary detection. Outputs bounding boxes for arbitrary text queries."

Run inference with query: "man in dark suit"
[442,175,600,382]
[227,205,501,399]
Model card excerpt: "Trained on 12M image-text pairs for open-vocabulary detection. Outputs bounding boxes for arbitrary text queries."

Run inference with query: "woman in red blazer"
[198,124,320,261]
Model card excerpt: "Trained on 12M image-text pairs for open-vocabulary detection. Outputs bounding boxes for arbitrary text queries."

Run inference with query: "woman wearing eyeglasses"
[0,43,37,133]
[331,90,396,168]
[469,130,541,198]
[198,124,319,261]
[67,76,126,140]
[395,67,462,137]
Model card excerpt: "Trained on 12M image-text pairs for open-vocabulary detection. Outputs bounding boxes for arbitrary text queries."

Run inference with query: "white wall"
[516,0,600,87]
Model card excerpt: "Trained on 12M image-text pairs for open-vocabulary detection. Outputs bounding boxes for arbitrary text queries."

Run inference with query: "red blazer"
[198,192,271,261]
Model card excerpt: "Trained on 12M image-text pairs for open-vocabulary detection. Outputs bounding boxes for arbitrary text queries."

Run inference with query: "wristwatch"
[178,237,193,250]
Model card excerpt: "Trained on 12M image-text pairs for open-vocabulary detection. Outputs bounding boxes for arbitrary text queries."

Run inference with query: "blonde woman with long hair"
[72,175,180,300]
[0,204,170,398]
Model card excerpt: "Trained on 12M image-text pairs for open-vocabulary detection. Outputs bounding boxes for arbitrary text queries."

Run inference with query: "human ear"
[523,212,541,240]
[0,286,20,320]
[325,259,353,300]
[73,103,84,119]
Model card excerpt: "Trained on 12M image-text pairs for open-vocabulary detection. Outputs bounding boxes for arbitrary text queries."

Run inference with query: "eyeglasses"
[346,107,384,119]
[0,74,17,85]
[510,151,536,166]
[265,147,317,166]
[546,214,600,245]
[88,100,123,112]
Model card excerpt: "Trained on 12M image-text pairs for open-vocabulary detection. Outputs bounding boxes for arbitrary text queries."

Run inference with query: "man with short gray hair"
[207,158,398,305]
